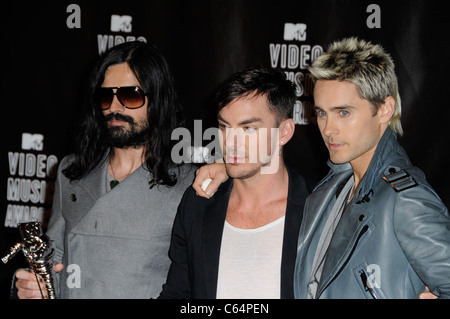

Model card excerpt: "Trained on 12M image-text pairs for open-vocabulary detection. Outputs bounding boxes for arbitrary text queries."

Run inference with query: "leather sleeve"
[393,185,450,299]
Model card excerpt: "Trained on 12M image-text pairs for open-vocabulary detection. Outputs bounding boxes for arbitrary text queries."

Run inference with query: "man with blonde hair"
[293,37,450,299]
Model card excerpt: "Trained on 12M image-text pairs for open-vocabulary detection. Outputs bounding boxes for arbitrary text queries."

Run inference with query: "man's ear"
[279,118,295,146]
[378,96,395,124]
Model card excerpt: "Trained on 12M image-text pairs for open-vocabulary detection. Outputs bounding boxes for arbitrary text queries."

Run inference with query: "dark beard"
[104,113,149,149]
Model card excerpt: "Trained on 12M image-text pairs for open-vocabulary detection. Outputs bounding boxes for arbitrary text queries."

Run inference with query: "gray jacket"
[294,128,450,299]
[46,154,194,298]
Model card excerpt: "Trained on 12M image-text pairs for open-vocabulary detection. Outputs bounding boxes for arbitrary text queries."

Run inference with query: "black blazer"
[159,166,309,299]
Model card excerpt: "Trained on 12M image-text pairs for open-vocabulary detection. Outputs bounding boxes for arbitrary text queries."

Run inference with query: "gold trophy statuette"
[2,222,57,299]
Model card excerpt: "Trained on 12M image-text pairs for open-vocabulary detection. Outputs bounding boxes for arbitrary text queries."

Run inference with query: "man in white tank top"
[159,67,310,299]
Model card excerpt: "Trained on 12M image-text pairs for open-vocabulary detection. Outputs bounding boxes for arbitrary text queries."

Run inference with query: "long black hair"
[63,41,182,188]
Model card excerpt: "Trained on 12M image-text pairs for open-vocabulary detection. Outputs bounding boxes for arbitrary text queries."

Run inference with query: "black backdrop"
[1,0,449,299]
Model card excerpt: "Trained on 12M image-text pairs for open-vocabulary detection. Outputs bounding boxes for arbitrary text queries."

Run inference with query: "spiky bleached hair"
[309,37,403,135]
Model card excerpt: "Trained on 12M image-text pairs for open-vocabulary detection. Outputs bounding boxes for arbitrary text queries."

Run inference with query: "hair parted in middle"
[309,37,403,135]
[63,41,183,188]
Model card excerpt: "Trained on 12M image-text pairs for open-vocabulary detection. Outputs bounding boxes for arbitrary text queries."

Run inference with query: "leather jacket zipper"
[359,269,378,299]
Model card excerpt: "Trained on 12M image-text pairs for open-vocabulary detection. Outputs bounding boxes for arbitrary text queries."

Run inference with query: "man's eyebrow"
[333,105,356,110]
[238,117,262,126]
[217,115,262,126]
[314,105,356,111]
[217,114,228,124]
[313,105,323,112]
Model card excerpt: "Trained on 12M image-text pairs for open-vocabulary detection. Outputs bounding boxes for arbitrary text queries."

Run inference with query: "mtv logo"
[22,133,44,151]
[111,15,132,33]
[284,23,307,41]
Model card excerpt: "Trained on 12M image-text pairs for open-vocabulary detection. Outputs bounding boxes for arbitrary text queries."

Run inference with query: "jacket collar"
[354,127,402,203]
[323,127,400,203]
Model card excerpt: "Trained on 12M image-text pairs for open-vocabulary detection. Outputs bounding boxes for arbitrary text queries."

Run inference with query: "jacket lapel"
[64,157,108,232]
[78,158,108,200]
[295,168,353,298]
[316,203,371,297]
[281,166,309,298]
[300,169,353,255]
[202,179,233,298]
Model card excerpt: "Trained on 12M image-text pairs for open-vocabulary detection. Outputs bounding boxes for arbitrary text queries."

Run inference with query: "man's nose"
[225,127,244,149]
[322,117,338,137]
[108,90,124,113]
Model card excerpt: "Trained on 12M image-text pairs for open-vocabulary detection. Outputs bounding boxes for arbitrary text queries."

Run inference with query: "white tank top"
[216,216,285,299]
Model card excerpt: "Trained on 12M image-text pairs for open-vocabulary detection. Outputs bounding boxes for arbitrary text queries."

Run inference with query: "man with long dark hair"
[14,41,194,298]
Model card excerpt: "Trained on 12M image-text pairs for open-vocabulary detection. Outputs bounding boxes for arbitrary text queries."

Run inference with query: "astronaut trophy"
[2,222,57,299]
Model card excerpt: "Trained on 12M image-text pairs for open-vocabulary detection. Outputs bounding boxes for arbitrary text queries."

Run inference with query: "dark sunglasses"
[96,86,147,110]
